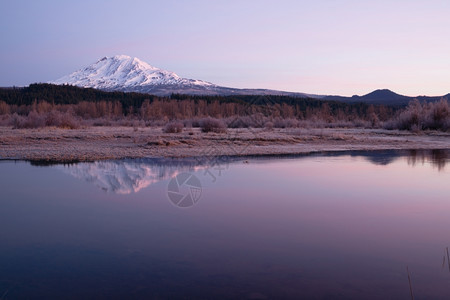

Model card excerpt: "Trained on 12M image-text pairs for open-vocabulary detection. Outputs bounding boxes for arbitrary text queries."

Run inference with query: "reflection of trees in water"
[308,150,448,170]
[406,149,448,171]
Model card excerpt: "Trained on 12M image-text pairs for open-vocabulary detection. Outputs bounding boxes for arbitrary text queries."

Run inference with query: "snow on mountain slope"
[50,55,318,97]
[51,55,215,92]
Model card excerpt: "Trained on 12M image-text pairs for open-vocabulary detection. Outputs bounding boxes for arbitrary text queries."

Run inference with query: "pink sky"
[1,0,450,96]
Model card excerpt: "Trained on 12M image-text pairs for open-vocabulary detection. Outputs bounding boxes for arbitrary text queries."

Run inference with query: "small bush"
[273,118,287,128]
[200,117,227,133]
[426,99,449,130]
[163,121,184,133]
[9,110,80,129]
[0,101,10,115]
[352,119,370,128]
[396,100,423,130]
[13,111,45,129]
[383,99,449,132]
[273,117,298,128]
[0,114,11,126]
[227,116,252,128]
[44,110,80,129]
[264,121,274,130]
[45,110,63,127]
[91,118,112,126]
[146,119,167,127]
[191,118,202,128]
[183,119,193,128]
[59,111,80,129]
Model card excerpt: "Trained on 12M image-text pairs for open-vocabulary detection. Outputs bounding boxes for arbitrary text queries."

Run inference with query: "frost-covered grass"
[0,126,448,162]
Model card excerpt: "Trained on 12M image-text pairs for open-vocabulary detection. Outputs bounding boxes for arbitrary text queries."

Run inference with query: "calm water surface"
[0,150,449,299]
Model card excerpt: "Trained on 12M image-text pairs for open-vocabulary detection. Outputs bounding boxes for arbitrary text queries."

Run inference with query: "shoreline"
[0,126,449,163]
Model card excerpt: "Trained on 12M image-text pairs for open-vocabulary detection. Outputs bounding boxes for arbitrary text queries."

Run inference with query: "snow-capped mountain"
[51,55,218,95]
[50,55,315,97]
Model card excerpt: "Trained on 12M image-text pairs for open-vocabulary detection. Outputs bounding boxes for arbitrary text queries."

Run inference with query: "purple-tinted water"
[0,150,449,299]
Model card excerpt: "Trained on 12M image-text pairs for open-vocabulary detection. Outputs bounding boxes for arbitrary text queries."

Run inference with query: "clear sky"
[1,0,449,96]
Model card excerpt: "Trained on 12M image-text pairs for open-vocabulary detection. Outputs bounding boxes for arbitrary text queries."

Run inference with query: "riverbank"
[0,126,449,162]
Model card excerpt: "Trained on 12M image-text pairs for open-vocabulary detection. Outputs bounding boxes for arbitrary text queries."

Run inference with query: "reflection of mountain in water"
[346,150,400,166]
[54,150,449,194]
[55,159,208,194]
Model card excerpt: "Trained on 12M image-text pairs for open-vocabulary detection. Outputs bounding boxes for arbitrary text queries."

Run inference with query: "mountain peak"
[362,89,407,100]
[50,55,314,97]
[110,54,131,60]
[51,55,214,92]
[365,89,400,96]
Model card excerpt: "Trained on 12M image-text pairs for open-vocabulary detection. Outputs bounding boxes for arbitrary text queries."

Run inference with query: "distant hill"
[323,89,447,106]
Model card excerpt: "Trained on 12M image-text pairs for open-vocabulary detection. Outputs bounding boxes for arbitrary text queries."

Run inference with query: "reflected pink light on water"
[2,151,448,298]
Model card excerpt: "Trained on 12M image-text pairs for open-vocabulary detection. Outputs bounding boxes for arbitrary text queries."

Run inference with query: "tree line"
[0,83,395,120]
[0,84,447,131]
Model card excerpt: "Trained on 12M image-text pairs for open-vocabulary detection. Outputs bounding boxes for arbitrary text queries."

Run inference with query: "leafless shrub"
[382,120,396,130]
[0,101,10,115]
[200,117,227,133]
[183,119,193,128]
[298,119,318,129]
[13,111,46,129]
[273,117,298,128]
[190,118,202,128]
[58,111,80,129]
[35,101,53,113]
[0,114,11,126]
[16,105,31,115]
[264,121,274,130]
[445,118,450,132]
[146,119,167,127]
[325,120,353,128]
[227,116,255,128]
[113,118,144,127]
[250,113,267,128]
[91,118,112,127]
[15,109,81,129]
[286,118,299,128]
[352,119,371,128]
[392,100,423,131]
[425,99,449,130]
[45,110,63,127]
[384,99,449,131]
[10,113,24,128]
[163,121,184,133]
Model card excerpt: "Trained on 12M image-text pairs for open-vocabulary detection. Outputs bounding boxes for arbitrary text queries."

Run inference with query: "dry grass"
[0,126,448,162]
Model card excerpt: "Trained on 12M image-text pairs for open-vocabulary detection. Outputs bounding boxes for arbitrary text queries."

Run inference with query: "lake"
[0,150,449,299]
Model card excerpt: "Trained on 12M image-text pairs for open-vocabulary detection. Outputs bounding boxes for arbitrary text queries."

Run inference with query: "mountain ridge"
[50,55,317,98]
[50,55,449,105]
